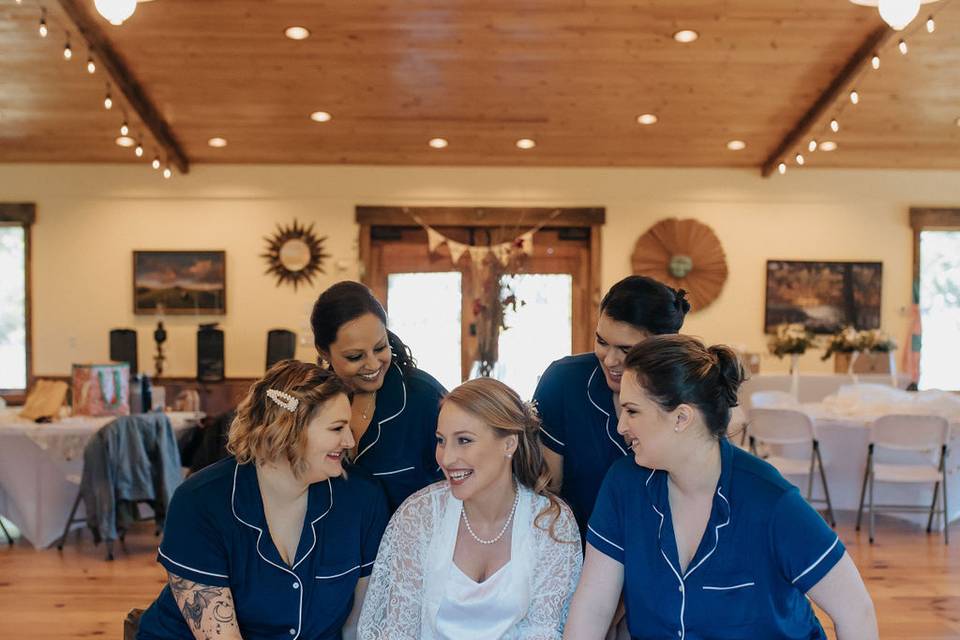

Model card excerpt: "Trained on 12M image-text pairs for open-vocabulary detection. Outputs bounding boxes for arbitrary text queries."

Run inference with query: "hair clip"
[266,388,299,413]
[523,399,540,420]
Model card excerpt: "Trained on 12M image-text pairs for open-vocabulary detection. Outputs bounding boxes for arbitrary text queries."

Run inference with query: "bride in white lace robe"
[357,378,583,640]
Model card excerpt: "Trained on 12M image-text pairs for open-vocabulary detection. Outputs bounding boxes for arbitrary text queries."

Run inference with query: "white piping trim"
[230,463,333,640]
[791,536,840,585]
[651,503,685,640]
[354,363,407,462]
[683,487,731,580]
[539,425,565,448]
[702,582,755,591]
[292,481,335,571]
[645,468,657,486]
[587,525,624,552]
[587,367,627,456]
[315,565,361,580]
[157,548,229,579]
[371,466,415,477]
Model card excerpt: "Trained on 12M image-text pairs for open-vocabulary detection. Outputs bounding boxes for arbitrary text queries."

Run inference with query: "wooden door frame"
[356,205,605,356]
[909,207,960,290]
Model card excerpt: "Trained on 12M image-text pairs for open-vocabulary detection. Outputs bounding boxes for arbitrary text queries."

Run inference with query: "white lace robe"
[357,481,583,640]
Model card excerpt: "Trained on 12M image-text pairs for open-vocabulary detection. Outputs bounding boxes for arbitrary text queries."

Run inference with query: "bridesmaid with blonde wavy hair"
[358,377,582,640]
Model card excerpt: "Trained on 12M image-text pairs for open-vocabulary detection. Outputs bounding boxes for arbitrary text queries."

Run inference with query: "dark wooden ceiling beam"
[760,25,894,178]
[55,0,189,174]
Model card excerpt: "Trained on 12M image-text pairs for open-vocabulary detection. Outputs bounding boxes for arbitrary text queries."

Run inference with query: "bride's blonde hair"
[443,377,575,543]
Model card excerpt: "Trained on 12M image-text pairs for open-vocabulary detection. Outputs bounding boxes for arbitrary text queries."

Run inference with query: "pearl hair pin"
[266,389,299,413]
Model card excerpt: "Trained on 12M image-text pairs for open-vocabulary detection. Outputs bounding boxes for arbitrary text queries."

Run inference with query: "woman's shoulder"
[543,352,598,378]
[392,480,450,520]
[402,366,448,398]
[527,489,581,546]
[175,457,238,501]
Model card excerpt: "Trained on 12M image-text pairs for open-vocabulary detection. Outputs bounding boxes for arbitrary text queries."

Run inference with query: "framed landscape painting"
[133,251,226,315]
[764,260,881,334]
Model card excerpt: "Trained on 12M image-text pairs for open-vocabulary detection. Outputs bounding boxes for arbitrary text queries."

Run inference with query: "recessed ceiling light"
[208,137,227,148]
[819,141,838,151]
[310,111,332,122]
[637,113,659,125]
[428,137,448,149]
[285,26,310,40]
[115,135,135,147]
[673,29,699,43]
[726,140,746,151]
[516,138,536,150]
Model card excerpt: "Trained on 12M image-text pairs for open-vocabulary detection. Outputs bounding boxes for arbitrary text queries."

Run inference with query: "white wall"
[2,163,957,379]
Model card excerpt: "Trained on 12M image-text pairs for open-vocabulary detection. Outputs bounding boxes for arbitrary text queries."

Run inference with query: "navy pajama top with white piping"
[350,362,446,513]
[587,438,845,640]
[136,457,388,640]
[534,353,628,539]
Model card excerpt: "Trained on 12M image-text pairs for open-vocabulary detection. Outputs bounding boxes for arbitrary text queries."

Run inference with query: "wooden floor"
[0,511,957,639]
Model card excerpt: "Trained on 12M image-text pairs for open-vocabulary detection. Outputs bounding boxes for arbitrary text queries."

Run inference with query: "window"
[911,208,960,391]
[0,204,33,401]
[918,230,960,390]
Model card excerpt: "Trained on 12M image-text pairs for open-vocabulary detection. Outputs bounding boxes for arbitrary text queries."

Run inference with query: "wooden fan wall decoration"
[631,218,728,312]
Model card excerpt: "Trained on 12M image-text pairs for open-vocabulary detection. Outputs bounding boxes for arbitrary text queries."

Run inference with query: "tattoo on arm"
[169,574,241,639]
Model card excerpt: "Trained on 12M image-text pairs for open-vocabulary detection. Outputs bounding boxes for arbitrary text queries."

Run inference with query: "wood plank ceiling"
[1,0,959,170]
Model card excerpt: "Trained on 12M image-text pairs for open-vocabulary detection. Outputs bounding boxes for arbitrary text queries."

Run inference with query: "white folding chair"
[855,414,950,545]
[748,408,836,527]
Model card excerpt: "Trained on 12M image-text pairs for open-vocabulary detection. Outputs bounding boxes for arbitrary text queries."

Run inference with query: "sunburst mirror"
[262,219,329,290]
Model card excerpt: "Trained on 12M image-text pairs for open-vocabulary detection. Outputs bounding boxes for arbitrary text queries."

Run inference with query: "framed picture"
[133,251,226,315]
[764,260,881,334]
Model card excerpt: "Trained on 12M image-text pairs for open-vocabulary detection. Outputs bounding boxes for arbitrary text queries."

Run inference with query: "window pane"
[494,274,573,401]
[387,272,463,391]
[0,225,27,390]
[919,230,960,390]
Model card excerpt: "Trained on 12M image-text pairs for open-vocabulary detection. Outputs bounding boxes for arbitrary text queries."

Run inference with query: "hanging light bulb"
[926,15,936,32]
[795,153,805,166]
[850,89,860,105]
[878,0,922,31]
[104,85,113,110]
[63,35,73,60]
[163,166,172,179]
[86,54,96,74]
[808,140,818,152]
[94,0,138,26]
[898,39,908,55]
[830,119,840,133]
[39,9,48,37]
[134,141,144,157]
[871,54,880,70]
[778,162,787,175]
[120,121,129,136]
[152,156,161,170]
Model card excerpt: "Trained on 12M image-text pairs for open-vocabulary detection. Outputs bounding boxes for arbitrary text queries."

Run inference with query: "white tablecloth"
[0,409,201,548]
[736,386,960,527]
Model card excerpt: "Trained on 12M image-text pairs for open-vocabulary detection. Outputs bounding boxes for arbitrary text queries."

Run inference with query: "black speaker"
[109,328,138,374]
[197,323,225,382]
[266,329,297,371]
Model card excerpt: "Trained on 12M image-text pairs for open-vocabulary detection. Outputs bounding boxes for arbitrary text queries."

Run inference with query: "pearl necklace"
[461,488,520,545]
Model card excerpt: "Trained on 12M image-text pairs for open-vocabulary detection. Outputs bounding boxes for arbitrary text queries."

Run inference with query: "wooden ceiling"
[1,0,959,171]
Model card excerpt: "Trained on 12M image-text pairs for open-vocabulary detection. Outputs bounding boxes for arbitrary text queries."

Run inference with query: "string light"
[778,162,787,175]
[898,39,908,55]
[86,54,96,74]
[163,166,172,179]
[871,54,880,70]
[120,121,129,136]
[808,139,818,153]
[104,86,113,110]
[926,16,935,33]
[134,140,144,157]
[152,156,161,170]
[850,89,859,105]
[795,153,805,165]
[63,34,72,60]
[830,119,840,133]
[39,9,48,37]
